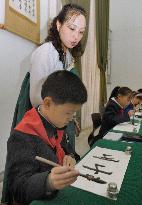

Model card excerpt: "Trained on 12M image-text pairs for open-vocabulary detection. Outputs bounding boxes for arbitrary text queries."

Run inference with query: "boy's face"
[42,97,81,128]
[117,94,131,108]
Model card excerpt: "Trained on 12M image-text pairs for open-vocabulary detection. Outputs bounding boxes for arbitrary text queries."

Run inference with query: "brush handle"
[35,156,107,184]
[132,111,136,125]
[35,156,60,167]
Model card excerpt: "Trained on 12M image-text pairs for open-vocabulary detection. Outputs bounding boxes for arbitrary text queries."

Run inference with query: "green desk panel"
[30,139,142,205]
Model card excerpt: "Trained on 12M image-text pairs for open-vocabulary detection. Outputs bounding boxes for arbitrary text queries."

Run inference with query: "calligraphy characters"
[13,0,35,17]
[81,154,119,184]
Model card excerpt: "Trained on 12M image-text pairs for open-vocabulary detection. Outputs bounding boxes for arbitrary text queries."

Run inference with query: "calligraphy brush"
[35,156,107,184]
[132,110,135,125]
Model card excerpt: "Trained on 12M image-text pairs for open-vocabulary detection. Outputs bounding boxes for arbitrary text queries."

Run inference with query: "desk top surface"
[111,119,142,136]
[30,139,142,205]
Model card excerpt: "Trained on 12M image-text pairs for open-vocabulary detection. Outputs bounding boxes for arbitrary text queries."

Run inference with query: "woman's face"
[57,14,86,51]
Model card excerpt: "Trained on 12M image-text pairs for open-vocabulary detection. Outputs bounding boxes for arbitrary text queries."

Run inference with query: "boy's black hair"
[41,70,87,104]
[117,87,132,96]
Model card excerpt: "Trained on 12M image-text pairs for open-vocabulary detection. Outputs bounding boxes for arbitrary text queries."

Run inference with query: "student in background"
[137,89,142,111]
[99,87,134,138]
[4,71,87,205]
[125,91,142,113]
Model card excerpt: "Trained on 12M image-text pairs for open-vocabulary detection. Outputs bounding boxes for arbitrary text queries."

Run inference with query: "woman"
[30,3,86,105]
[30,3,86,150]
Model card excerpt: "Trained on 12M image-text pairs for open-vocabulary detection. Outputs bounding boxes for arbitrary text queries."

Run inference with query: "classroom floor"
[0,127,93,201]
[75,127,92,157]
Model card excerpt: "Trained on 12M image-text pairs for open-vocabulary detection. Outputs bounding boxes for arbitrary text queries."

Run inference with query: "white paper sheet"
[9,0,37,23]
[72,146,131,199]
[104,132,123,141]
[113,122,140,133]
[130,116,142,122]
[135,112,142,117]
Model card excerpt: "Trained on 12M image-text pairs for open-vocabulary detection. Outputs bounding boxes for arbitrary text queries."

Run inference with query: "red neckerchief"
[120,108,124,114]
[15,107,65,165]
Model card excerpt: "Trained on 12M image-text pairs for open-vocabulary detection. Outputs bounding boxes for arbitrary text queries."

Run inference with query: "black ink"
[93,154,119,162]
[132,114,135,125]
[83,164,112,175]
[79,173,107,184]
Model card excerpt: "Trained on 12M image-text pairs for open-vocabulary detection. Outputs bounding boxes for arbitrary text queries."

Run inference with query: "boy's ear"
[43,97,54,108]
[56,20,61,32]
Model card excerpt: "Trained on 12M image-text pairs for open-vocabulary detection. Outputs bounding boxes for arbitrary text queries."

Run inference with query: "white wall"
[0,1,36,173]
[0,0,62,173]
[107,0,142,98]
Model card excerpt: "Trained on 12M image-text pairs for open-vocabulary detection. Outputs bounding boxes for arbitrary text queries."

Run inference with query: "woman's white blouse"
[30,42,73,106]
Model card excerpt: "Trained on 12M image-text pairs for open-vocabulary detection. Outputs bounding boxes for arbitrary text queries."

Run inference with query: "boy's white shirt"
[111,97,123,109]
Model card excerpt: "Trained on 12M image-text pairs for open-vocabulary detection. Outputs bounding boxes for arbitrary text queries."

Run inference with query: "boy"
[125,91,142,113]
[5,70,87,205]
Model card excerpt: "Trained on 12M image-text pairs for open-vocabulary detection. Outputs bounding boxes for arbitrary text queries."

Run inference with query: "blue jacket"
[124,103,134,113]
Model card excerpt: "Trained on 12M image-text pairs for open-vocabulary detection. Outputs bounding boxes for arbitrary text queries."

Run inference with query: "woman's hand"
[48,166,79,190]
[63,155,76,168]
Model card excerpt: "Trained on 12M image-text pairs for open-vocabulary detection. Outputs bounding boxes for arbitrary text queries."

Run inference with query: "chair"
[88,113,102,147]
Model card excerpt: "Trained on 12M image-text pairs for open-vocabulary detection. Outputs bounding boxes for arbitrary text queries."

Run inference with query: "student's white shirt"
[111,97,123,108]
[30,42,73,107]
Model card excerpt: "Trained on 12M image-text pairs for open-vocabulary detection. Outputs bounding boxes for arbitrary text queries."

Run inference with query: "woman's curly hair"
[45,4,86,65]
